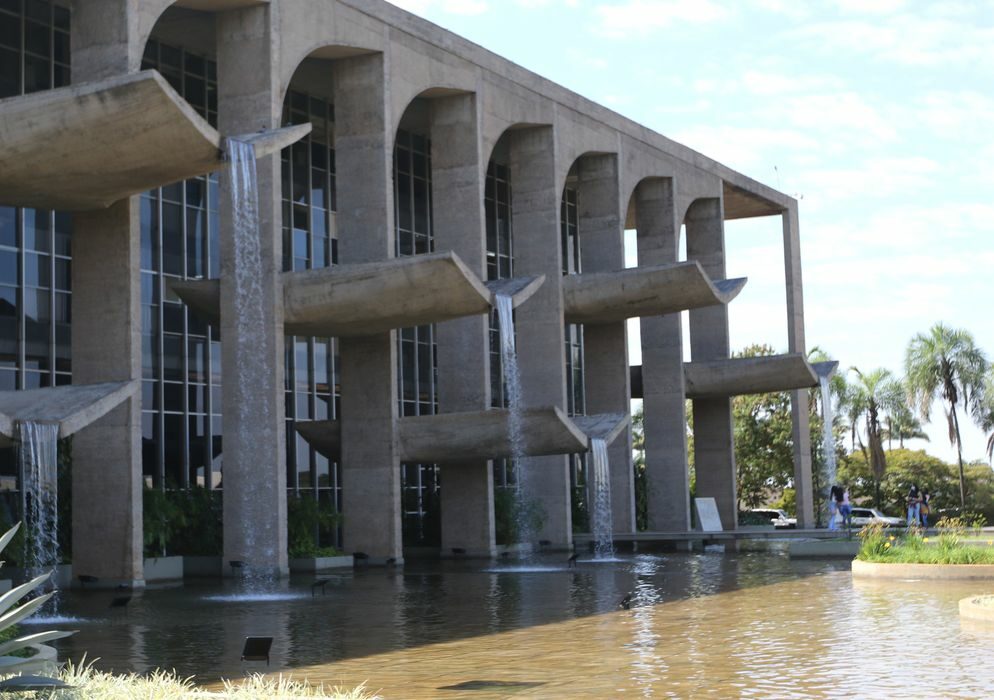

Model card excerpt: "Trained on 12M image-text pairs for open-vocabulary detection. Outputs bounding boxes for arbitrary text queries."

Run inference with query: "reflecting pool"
[48,546,994,698]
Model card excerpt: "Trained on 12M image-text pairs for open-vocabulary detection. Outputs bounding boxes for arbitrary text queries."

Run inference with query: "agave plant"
[0,522,74,675]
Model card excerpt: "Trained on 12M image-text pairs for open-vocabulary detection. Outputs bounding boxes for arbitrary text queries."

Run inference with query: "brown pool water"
[41,546,994,698]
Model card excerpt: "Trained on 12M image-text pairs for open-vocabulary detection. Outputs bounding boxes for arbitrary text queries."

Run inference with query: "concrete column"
[69,0,144,587]
[334,53,403,564]
[216,5,288,577]
[576,155,634,535]
[783,203,814,528]
[508,127,572,548]
[431,94,495,556]
[635,179,691,532]
[686,197,737,531]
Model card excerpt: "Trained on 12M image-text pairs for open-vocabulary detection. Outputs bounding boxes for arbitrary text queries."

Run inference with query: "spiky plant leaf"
[0,630,75,657]
[0,574,50,621]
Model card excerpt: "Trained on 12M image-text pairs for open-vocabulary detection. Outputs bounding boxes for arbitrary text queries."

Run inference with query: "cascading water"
[494,294,530,544]
[19,421,60,598]
[819,374,838,524]
[589,438,613,559]
[226,137,275,590]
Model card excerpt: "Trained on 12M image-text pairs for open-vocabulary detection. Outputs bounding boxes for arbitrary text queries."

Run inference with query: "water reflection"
[47,550,994,697]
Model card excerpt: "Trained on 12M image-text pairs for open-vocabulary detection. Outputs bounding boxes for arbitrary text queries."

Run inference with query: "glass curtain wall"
[0,1,72,505]
[394,128,440,547]
[561,185,588,529]
[281,89,341,545]
[485,159,515,490]
[139,40,220,490]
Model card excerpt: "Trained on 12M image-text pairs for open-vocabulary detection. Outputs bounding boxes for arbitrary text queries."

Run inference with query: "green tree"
[882,401,929,450]
[972,366,994,464]
[905,323,989,509]
[848,367,904,508]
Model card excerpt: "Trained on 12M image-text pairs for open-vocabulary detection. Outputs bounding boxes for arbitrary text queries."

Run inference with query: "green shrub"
[287,495,341,559]
[856,518,994,564]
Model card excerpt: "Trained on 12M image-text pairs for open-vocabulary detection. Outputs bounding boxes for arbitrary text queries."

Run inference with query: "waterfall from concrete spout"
[495,294,530,546]
[226,137,274,591]
[589,437,614,559]
[819,374,838,521]
[19,421,60,599]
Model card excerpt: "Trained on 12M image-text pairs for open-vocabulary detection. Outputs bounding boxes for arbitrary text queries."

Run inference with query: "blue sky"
[386,0,994,464]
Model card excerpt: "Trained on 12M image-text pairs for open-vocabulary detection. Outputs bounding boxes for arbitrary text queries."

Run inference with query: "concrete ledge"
[562,261,745,324]
[289,555,353,572]
[960,596,994,623]
[789,540,859,558]
[852,558,994,580]
[683,353,820,399]
[143,555,184,582]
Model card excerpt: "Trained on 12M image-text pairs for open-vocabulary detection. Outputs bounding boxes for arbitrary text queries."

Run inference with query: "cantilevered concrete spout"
[0,70,310,210]
[683,353,823,399]
[486,275,545,309]
[171,251,547,337]
[295,407,627,464]
[0,381,139,448]
[812,361,839,380]
[562,261,746,324]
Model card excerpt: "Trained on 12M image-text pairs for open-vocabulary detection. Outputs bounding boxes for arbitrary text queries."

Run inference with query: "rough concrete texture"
[562,262,745,324]
[0,71,309,211]
[684,353,821,398]
[296,407,627,464]
[0,381,139,447]
[853,559,994,580]
[635,179,692,532]
[171,254,544,337]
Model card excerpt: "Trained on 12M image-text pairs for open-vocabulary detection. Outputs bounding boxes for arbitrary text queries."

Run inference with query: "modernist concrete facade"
[0,0,823,585]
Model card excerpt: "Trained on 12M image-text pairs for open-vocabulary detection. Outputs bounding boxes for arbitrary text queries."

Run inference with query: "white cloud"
[778,92,898,143]
[669,124,820,173]
[739,70,847,97]
[592,0,731,38]
[795,156,941,205]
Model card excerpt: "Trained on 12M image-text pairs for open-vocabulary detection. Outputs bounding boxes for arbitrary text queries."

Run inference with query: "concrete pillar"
[635,178,691,532]
[69,0,145,587]
[783,203,814,528]
[334,53,403,564]
[216,5,288,576]
[686,197,737,531]
[576,155,634,534]
[508,127,572,548]
[431,94,496,556]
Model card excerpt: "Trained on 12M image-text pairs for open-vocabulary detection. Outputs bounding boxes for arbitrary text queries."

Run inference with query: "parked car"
[849,507,904,528]
[749,508,797,529]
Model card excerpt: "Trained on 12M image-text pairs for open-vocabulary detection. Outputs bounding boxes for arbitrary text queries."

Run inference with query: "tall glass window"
[140,40,220,489]
[485,159,515,489]
[394,128,439,546]
[0,1,72,496]
[561,186,588,525]
[281,89,341,537]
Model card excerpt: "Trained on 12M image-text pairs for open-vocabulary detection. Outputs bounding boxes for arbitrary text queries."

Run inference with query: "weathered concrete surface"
[295,408,629,464]
[170,252,539,337]
[0,71,309,211]
[0,381,139,447]
[486,275,545,308]
[853,559,994,580]
[635,178,692,533]
[788,540,859,558]
[176,0,269,9]
[684,353,821,398]
[562,262,746,324]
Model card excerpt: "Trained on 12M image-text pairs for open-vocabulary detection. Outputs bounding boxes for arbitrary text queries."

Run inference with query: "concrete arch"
[391,86,476,150]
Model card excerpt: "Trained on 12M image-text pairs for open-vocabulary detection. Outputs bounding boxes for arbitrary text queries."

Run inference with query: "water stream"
[225,137,275,591]
[494,294,531,545]
[589,437,614,559]
[819,374,837,524]
[18,421,60,600]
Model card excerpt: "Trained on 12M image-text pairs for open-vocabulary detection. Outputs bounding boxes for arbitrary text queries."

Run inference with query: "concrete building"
[0,0,825,586]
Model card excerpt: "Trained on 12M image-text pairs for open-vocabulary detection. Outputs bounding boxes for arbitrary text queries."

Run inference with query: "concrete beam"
[0,71,308,210]
[562,261,745,324]
[170,252,544,336]
[175,0,269,10]
[684,353,823,398]
[295,408,629,464]
[0,381,139,447]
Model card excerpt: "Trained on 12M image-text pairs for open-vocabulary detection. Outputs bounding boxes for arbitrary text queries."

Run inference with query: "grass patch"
[5,659,378,699]
[857,518,994,564]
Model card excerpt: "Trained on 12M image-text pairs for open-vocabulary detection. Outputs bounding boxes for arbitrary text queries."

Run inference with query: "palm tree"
[848,367,904,508]
[972,366,994,465]
[882,401,930,450]
[905,323,989,509]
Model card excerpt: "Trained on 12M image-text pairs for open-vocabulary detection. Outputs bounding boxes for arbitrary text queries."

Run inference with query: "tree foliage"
[905,322,988,508]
